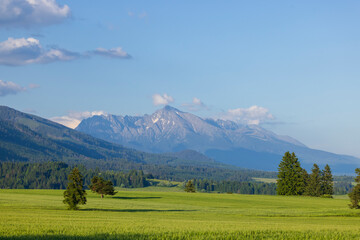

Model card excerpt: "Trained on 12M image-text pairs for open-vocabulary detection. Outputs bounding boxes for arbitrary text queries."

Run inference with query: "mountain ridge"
[0,105,279,180]
[77,105,306,152]
[76,105,360,173]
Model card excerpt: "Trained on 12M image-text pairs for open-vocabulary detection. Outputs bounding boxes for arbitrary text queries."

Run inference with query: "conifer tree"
[185,180,196,193]
[349,168,360,209]
[321,164,334,196]
[277,152,305,195]
[305,164,322,196]
[301,168,309,191]
[89,176,117,198]
[63,167,87,210]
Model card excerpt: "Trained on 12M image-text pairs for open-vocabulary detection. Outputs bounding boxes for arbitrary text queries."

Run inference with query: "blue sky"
[0,0,360,157]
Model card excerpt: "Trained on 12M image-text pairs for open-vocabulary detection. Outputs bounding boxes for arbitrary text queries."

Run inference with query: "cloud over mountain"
[219,105,274,125]
[51,110,106,129]
[0,0,70,28]
[152,94,174,106]
[182,97,209,111]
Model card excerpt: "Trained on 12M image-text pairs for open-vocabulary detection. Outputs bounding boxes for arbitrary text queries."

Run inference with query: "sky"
[0,0,360,157]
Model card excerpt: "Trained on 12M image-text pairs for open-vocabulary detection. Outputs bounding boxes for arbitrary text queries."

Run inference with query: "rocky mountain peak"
[162,105,181,112]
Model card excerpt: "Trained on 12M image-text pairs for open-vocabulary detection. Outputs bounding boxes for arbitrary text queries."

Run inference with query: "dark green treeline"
[193,179,277,195]
[0,162,149,189]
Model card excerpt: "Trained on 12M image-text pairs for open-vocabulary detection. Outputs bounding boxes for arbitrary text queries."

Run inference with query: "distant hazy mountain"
[77,105,360,173]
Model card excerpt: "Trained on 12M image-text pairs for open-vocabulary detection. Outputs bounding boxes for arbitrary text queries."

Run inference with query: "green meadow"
[1,189,360,239]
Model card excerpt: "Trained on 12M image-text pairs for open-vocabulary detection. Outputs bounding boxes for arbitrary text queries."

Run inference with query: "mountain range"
[0,105,358,175]
[0,105,264,181]
[76,105,360,173]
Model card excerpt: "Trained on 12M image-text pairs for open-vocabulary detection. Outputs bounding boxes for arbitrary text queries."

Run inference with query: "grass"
[1,189,360,239]
[252,177,277,183]
[119,186,184,192]
[119,179,184,192]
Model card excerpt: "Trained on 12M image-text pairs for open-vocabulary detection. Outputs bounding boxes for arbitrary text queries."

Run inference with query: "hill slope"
[0,105,148,165]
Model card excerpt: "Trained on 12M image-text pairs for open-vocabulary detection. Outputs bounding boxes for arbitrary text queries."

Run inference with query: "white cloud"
[0,37,132,66]
[152,93,174,106]
[219,105,274,125]
[0,0,70,28]
[193,98,202,105]
[182,97,209,111]
[93,47,131,59]
[0,79,26,96]
[51,110,106,129]
[50,116,80,129]
[0,37,78,65]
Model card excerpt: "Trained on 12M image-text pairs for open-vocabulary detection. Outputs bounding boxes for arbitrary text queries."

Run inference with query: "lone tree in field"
[185,180,196,193]
[321,164,334,196]
[349,168,360,209]
[63,167,87,210]
[277,152,305,195]
[305,164,322,196]
[89,176,117,198]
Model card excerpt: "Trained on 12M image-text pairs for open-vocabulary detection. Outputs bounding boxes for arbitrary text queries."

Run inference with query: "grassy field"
[252,177,277,183]
[1,189,360,239]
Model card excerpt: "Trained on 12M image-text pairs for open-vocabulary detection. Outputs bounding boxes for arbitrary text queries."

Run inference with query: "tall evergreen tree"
[277,152,305,195]
[301,168,309,192]
[63,168,87,210]
[305,164,322,196]
[321,164,334,195]
[349,168,360,209]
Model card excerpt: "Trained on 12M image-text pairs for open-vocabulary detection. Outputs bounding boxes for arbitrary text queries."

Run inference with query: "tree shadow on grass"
[80,208,195,213]
[111,196,161,200]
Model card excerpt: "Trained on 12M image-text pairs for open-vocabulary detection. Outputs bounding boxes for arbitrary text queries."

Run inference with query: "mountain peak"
[162,105,181,112]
